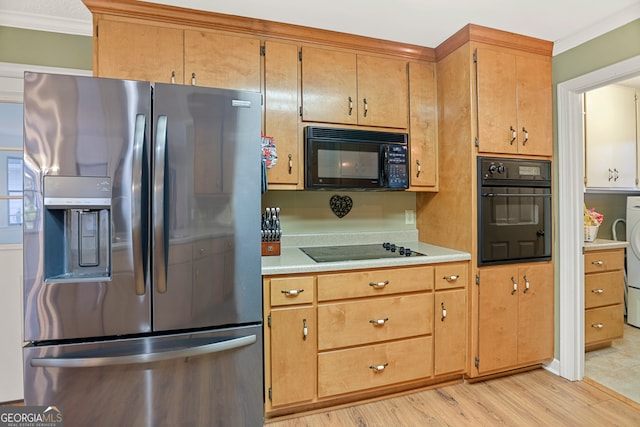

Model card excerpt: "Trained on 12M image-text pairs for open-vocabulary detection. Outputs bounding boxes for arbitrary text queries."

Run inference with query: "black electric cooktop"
[300,243,425,263]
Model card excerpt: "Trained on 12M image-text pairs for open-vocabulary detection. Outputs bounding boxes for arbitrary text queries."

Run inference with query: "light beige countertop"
[583,238,629,251]
[261,230,471,275]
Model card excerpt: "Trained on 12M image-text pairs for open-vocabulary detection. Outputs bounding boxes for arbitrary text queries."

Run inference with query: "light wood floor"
[266,369,640,426]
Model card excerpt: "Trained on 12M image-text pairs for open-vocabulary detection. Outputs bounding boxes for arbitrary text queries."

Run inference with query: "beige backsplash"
[261,190,417,235]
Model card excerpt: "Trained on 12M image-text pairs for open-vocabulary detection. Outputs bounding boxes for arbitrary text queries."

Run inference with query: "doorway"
[557,55,640,392]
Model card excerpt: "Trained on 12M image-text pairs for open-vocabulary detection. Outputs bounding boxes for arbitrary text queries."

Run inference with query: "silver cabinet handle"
[608,168,614,182]
[441,302,447,321]
[369,363,388,372]
[523,275,530,294]
[348,96,353,116]
[443,275,459,282]
[369,280,389,289]
[281,288,304,296]
[511,276,518,295]
[591,323,604,329]
[591,260,604,265]
[170,70,175,84]
[510,126,517,145]
[288,154,293,175]
[522,127,529,145]
[363,98,368,117]
[591,289,605,294]
[369,318,389,326]
[31,335,256,368]
[303,318,308,340]
[416,159,421,178]
[191,72,196,85]
[614,168,619,181]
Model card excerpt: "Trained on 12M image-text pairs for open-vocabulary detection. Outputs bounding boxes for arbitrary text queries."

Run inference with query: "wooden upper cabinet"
[476,47,552,156]
[184,30,261,92]
[301,46,358,125]
[264,41,301,187]
[357,54,408,129]
[408,61,438,190]
[96,18,184,83]
[301,46,408,129]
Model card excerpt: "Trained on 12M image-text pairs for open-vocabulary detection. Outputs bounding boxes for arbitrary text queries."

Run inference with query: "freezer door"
[152,84,262,331]
[23,325,263,427]
[23,73,152,341]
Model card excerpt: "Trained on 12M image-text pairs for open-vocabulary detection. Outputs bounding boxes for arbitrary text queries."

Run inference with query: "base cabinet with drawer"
[584,248,625,350]
[263,261,468,418]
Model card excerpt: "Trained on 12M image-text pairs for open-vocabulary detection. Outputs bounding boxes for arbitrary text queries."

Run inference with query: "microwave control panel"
[385,145,408,189]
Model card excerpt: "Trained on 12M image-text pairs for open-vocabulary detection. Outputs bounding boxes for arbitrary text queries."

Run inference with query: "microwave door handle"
[132,114,146,296]
[154,115,168,294]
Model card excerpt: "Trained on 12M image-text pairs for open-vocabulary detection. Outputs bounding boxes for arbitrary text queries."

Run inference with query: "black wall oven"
[478,157,552,266]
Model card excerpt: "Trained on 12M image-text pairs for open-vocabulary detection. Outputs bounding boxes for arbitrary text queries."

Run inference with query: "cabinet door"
[476,47,518,155]
[264,41,301,186]
[301,46,357,125]
[434,288,466,375]
[269,307,316,407]
[96,18,183,83]
[517,263,553,364]
[184,30,261,91]
[477,265,518,373]
[585,85,637,188]
[516,55,552,156]
[409,61,438,189]
[357,55,408,129]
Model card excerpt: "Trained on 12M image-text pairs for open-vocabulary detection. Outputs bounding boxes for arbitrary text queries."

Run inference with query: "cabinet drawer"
[269,276,315,307]
[585,305,624,345]
[434,262,468,290]
[584,250,624,273]
[318,293,433,350]
[584,270,624,309]
[318,336,433,397]
[317,266,433,301]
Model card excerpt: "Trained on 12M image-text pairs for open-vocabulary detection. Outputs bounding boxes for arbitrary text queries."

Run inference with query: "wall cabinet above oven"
[475,46,553,157]
[584,84,639,190]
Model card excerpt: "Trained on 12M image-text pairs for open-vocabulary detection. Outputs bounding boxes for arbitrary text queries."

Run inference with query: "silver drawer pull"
[443,275,459,281]
[369,280,389,289]
[369,318,389,326]
[591,260,604,265]
[303,318,308,340]
[511,276,518,295]
[441,302,447,321]
[369,363,388,372]
[281,288,304,296]
[591,289,605,294]
[591,323,604,329]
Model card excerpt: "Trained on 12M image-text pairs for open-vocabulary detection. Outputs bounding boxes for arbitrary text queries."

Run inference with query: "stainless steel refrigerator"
[22,72,263,427]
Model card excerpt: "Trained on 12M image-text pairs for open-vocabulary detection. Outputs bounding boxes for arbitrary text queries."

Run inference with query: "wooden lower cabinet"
[473,262,553,376]
[263,261,468,417]
[584,249,625,350]
[317,336,433,397]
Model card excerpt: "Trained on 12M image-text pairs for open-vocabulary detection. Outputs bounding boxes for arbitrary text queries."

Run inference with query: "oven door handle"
[481,193,551,197]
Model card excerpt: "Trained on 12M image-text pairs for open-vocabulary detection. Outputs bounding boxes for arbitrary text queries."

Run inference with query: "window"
[0,102,24,244]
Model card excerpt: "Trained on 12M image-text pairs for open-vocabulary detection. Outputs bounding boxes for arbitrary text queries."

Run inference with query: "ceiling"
[1,0,639,55]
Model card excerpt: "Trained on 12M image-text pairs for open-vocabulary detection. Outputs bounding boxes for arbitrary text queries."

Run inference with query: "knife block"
[262,241,281,256]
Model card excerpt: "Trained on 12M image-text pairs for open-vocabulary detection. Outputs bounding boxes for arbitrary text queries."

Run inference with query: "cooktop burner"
[300,242,425,263]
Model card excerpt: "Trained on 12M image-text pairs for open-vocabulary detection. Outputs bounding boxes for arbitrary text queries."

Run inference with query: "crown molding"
[0,10,92,36]
[553,3,640,55]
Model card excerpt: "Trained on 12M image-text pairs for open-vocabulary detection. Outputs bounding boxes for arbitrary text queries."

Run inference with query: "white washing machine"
[625,196,640,327]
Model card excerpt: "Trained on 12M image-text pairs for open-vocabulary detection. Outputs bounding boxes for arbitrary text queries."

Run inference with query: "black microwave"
[304,126,409,190]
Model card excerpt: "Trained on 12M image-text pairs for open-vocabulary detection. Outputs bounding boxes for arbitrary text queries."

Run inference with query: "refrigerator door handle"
[132,114,146,296]
[154,115,168,294]
[30,334,257,368]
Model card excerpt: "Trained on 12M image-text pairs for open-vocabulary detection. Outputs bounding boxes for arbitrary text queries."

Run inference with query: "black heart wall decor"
[329,195,353,218]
